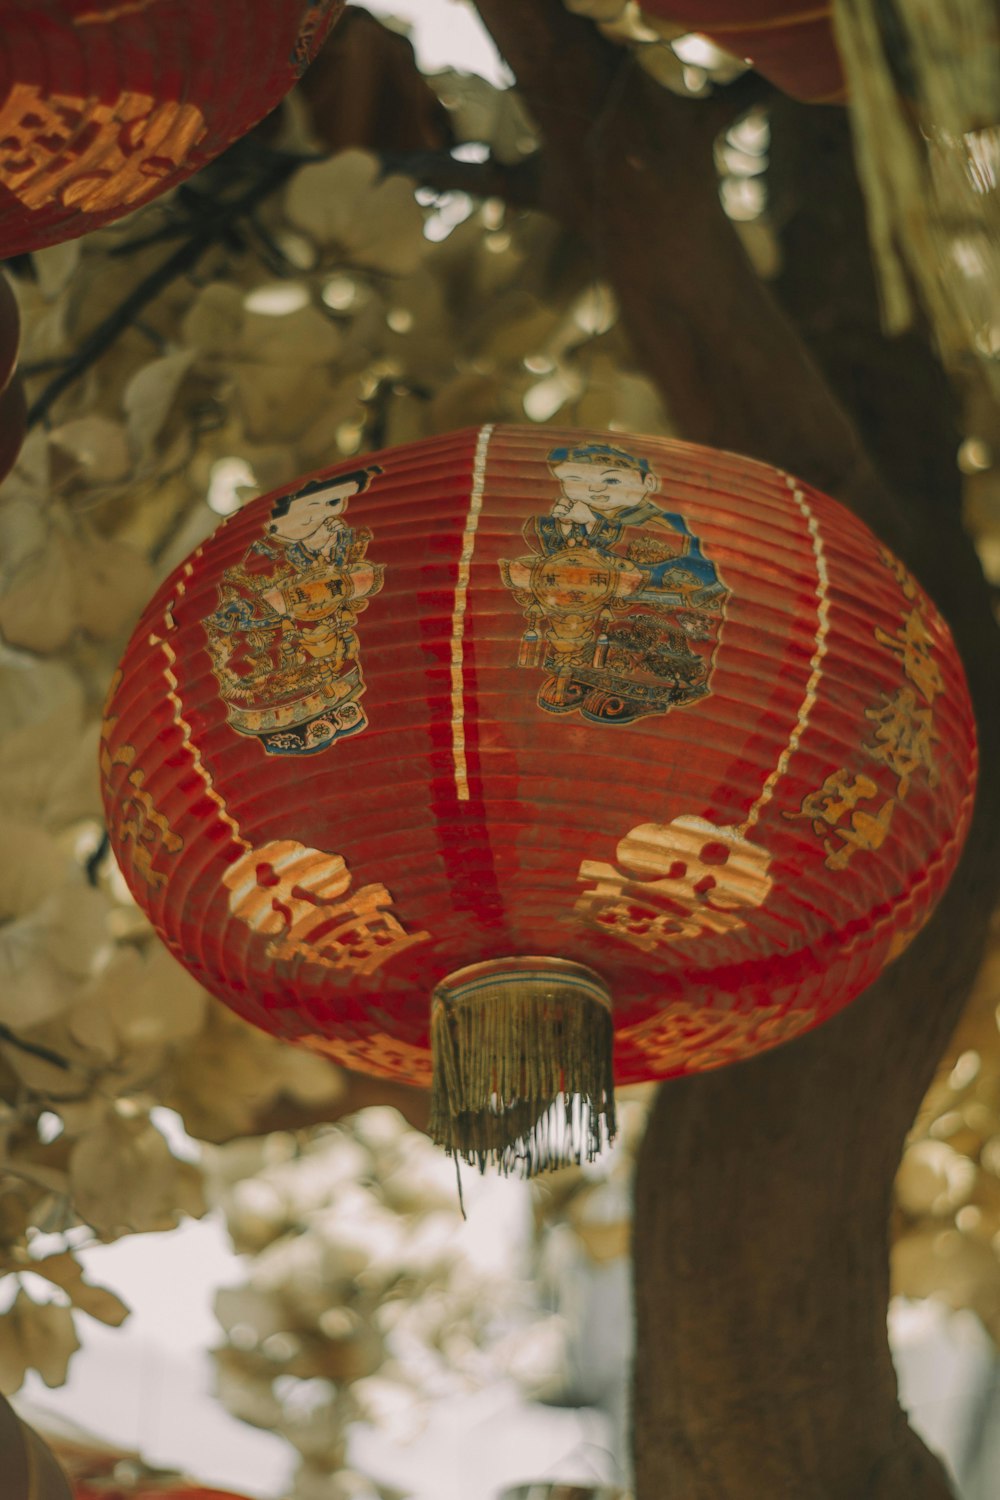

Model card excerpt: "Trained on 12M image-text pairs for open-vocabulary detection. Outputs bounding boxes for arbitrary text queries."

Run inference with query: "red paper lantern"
[102,426,976,1170]
[0,0,344,257]
[644,2,846,103]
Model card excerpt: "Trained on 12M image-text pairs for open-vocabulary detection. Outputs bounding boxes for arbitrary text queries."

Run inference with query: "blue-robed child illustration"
[537,440,726,605]
[500,442,729,725]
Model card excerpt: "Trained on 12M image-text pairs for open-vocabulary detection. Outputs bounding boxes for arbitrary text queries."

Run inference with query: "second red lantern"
[0,1,343,257]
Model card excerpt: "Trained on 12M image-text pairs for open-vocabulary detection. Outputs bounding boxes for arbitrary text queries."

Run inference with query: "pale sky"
[366,0,511,85]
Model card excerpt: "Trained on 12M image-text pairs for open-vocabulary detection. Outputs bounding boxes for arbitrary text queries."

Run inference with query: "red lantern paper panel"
[0,0,343,257]
[102,426,976,1101]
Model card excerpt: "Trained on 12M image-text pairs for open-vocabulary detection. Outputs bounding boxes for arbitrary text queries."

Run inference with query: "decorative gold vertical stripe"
[451,423,494,802]
[740,477,830,834]
[150,553,249,850]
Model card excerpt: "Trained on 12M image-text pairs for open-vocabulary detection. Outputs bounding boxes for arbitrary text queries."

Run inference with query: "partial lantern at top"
[101,426,977,1173]
[644,2,846,102]
[0,0,343,257]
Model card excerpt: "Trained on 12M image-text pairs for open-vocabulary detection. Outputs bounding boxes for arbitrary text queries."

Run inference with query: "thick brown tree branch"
[473,4,1000,1499]
[473,0,909,546]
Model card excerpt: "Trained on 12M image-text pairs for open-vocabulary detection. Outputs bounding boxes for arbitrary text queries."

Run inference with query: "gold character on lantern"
[99,717,183,889]
[0,84,207,215]
[205,466,385,756]
[223,839,428,976]
[785,568,944,872]
[576,815,773,952]
[786,769,895,871]
[499,443,728,725]
[621,999,818,1075]
[863,687,939,798]
[874,605,944,704]
[877,546,918,601]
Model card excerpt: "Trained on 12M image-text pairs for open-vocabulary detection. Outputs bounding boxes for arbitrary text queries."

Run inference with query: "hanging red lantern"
[643,2,846,103]
[101,426,976,1171]
[0,0,344,257]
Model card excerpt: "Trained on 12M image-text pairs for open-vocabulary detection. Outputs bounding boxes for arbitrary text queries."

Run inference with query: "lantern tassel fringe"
[430,978,617,1177]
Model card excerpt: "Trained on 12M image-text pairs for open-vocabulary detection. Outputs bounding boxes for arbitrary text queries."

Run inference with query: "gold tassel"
[429,958,617,1176]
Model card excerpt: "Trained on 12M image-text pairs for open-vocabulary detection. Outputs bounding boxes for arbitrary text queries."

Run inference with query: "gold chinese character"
[874,606,944,704]
[576,816,772,951]
[118,769,184,889]
[878,546,917,601]
[864,687,939,798]
[787,769,878,834]
[822,798,895,871]
[224,839,428,976]
[785,769,895,871]
[100,722,182,888]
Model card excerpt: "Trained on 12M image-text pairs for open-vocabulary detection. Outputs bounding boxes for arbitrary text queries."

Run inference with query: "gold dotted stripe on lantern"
[451,423,494,802]
[151,552,250,851]
[739,476,831,835]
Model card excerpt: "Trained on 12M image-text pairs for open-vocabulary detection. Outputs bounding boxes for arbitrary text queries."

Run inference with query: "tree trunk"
[473,3,1000,1496]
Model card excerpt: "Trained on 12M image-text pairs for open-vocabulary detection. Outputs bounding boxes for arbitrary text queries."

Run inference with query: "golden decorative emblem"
[786,551,943,870]
[223,839,428,976]
[0,83,206,214]
[577,816,773,951]
[100,676,183,890]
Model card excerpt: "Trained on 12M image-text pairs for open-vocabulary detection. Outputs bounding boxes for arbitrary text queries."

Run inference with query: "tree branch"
[473,0,907,546]
[25,153,306,431]
[0,1024,70,1071]
[376,149,541,208]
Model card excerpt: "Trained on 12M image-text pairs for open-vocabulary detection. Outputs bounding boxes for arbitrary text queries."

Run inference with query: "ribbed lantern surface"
[0,0,343,256]
[102,426,976,1168]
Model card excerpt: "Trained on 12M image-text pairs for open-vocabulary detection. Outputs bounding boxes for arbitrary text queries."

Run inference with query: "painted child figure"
[205,466,385,755]
[500,442,728,725]
[545,441,726,606]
